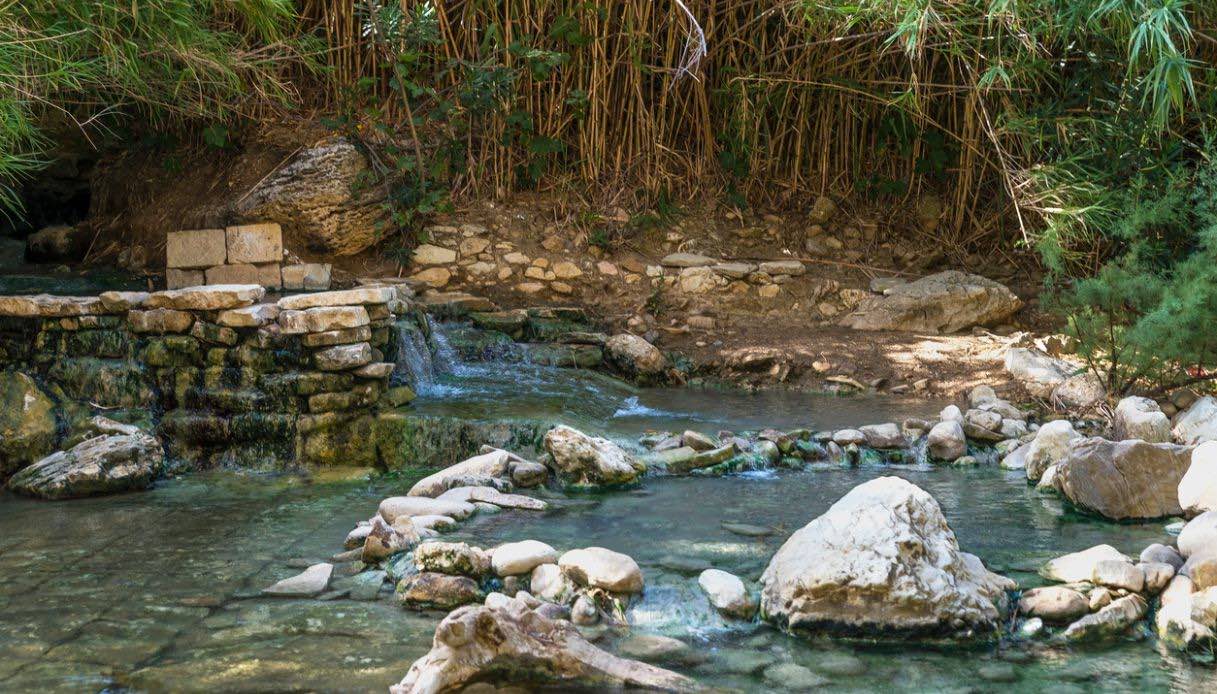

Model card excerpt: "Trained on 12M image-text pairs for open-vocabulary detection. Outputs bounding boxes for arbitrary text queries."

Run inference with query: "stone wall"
[0,284,418,474]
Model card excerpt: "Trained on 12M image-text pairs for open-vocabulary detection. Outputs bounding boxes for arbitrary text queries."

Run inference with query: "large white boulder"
[407,449,513,497]
[1003,348,1072,398]
[1181,442,1217,517]
[839,271,1022,333]
[1173,396,1217,445]
[926,420,966,461]
[1024,420,1081,482]
[559,547,644,594]
[1114,396,1171,443]
[1054,438,1193,520]
[604,334,669,384]
[759,477,1014,639]
[491,540,560,577]
[1178,511,1217,559]
[1040,544,1130,583]
[543,425,645,488]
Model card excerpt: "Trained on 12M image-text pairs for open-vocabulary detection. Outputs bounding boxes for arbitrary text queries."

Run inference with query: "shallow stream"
[0,322,1214,692]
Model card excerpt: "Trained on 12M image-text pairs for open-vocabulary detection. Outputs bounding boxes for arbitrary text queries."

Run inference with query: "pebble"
[721,522,773,537]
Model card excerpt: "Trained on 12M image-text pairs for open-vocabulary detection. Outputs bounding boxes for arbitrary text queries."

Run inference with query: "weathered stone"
[263,563,333,597]
[8,430,162,500]
[437,486,547,511]
[1003,348,1072,398]
[0,294,105,317]
[225,223,283,264]
[412,268,451,288]
[146,284,265,311]
[1040,545,1131,583]
[543,424,644,488]
[408,449,513,497]
[216,303,280,328]
[353,362,394,379]
[1140,561,1176,593]
[1181,441,1217,516]
[1017,586,1089,623]
[1179,511,1217,559]
[280,263,332,290]
[280,306,369,334]
[859,422,905,449]
[300,324,371,347]
[98,291,150,312]
[389,599,696,693]
[127,308,194,334]
[1091,559,1145,592]
[0,372,57,480]
[559,547,644,594]
[604,334,669,384]
[379,496,477,523]
[313,342,372,371]
[397,572,482,609]
[760,477,1014,638]
[1114,396,1171,443]
[1052,373,1105,410]
[1025,420,1081,482]
[758,260,806,276]
[492,541,559,577]
[237,139,386,255]
[204,262,281,288]
[166,268,204,289]
[927,420,966,461]
[1062,594,1148,642]
[413,244,457,265]
[660,252,716,268]
[698,569,754,619]
[415,542,491,577]
[678,266,721,293]
[363,516,420,562]
[1141,543,1185,570]
[166,228,227,269]
[530,563,577,604]
[278,286,395,310]
[1054,437,1192,520]
[840,271,1021,333]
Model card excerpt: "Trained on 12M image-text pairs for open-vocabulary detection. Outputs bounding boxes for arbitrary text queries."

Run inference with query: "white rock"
[1173,396,1217,445]
[1114,396,1171,443]
[859,422,904,449]
[492,540,560,577]
[379,496,477,524]
[940,404,963,422]
[1178,511,1217,559]
[559,547,644,594]
[697,569,754,618]
[926,420,966,461]
[1052,373,1105,410]
[530,563,578,604]
[543,425,645,487]
[413,244,457,265]
[1181,441,1217,516]
[1024,420,1081,482]
[264,563,332,597]
[1003,348,1071,398]
[969,385,997,408]
[278,286,395,310]
[407,449,513,497]
[1040,544,1130,583]
[759,477,1014,638]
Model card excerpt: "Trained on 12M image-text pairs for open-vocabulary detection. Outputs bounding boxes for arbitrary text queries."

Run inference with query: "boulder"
[926,420,966,461]
[1040,544,1130,583]
[1053,438,1193,520]
[1003,348,1071,398]
[759,476,1014,639]
[379,496,477,523]
[277,286,395,310]
[236,139,387,255]
[1090,560,1145,593]
[1052,373,1106,410]
[531,563,578,604]
[407,449,512,497]
[604,334,669,384]
[1024,420,1081,482]
[8,432,163,500]
[1180,441,1217,516]
[1172,396,1217,445]
[491,540,559,577]
[436,486,548,511]
[860,423,905,449]
[397,572,482,609]
[389,599,698,693]
[559,547,644,594]
[999,443,1028,470]
[1017,586,1089,623]
[363,516,419,562]
[1141,543,1185,570]
[697,569,755,619]
[543,425,644,488]
[1062,594,1148,642]
[839,271,1021,334]
[1178,511,1217,559]
[0,372,57,481]
[1114,396,1171,443]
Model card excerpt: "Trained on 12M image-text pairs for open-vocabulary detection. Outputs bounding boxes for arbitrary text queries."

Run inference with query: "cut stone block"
[166,229,226,269]
[166,268,204,289]
[217,303,281,328]
[147,284,265,311]
[225,223,283,264]
[282,263,332,291]
[314,342,372,371]
[128,308,194,334]
[255,262,282,289]
[278,287,395,310]
[279,306,370,334]
[202,263,281,288]
[0,295,106,317]
[353,362,394,379]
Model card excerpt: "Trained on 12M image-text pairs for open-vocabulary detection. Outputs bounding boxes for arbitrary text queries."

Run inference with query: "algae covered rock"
[8,430,163,499]
[759,476,1014,639]
[604,333,669,384]
[0,371,57,480]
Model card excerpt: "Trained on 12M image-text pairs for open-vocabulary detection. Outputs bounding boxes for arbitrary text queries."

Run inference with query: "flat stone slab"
[281,263,331,291]
[146,284,265,311]
[661,252,717,268]
[353,362,394,379]
[166,229,226,269]
[127,308,194,333]
[280,306,369,334]
[0,294,107,317]
[313,342,372,371]
[98,291,150,312]
[278,287,394,310]
[436,486,548,511]
[263,563,333,597]
[217,303,281,328]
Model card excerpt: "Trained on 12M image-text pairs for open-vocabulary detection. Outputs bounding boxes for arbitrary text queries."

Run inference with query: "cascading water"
[392,315,448,393]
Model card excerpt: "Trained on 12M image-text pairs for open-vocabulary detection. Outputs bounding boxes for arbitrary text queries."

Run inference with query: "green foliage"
[0,0,303,216]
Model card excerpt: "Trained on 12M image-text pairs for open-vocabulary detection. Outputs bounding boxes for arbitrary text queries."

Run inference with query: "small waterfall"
[428,320,462,375]
[392,317,443,391]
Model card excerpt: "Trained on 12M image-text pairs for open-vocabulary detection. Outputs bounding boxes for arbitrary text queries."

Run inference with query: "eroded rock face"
[236,139,387,256]
[8,431,163,500]
[0,371,57,481]
[840,271,1021,334]
[604,334,669,384]
[1114,396,1171,443]
[390,598,698,694]
[543,425,644,488]
[759,476,1014,639]
[1054,438,1193,520]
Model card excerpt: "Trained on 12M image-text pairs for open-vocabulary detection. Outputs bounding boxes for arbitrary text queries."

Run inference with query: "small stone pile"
[165,223,331,290]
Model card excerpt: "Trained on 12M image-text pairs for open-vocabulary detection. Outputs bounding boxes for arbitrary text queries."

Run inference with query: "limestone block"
[225,223,283,264]
[166,229,226,269]
[128,308,194,334]
[166,268,204,290]
[314,342,373,371]
[281,263,332,291]
[278,287,395,310]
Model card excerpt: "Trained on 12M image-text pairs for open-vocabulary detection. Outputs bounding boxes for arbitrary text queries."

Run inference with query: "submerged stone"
[8,431,163,500]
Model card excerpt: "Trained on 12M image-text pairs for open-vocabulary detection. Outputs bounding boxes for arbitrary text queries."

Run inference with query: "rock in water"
[839,271,1021,333]
[604,334,669,384]
[1062,594,1148,641]
[698,569,755,619]
[559,547,644,594]
[759,476,1014,639]
[543,424,644,488]
[8,432,163,500]
[1039,544,1131,583]
[407,449,512,497]
[1024,420,1081,482]
[491,540,559,577]
[391,598,698,693]
[264,563,333,597]
[0,371,57,481]
[1180,442,1217,516]
[1053,438,1193,520]
[926,420,966,461]
[236,139,386,255]
[1017,586,1089,623]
